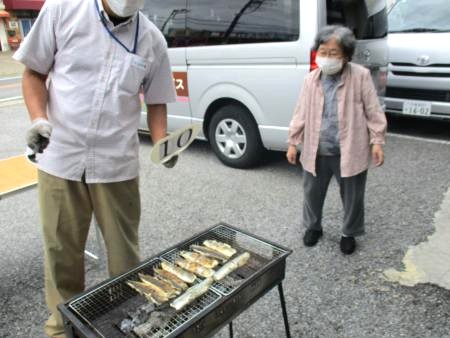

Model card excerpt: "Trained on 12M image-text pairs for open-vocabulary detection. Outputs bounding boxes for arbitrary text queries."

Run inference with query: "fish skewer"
[126,280,169,305]
[138,273,180,297]
[170,277,214,311]
[175,258,215,278]
[180,250,219,269]
[203,240,237,258]
[153,268,189,291]
[213,252,251,281]
[190,244,228,262]
[161,261,197,284]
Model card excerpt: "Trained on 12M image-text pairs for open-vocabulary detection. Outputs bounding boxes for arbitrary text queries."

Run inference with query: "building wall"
[2,0,43,51]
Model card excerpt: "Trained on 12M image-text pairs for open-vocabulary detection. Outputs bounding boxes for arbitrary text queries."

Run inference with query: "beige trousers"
[38,170,141,338]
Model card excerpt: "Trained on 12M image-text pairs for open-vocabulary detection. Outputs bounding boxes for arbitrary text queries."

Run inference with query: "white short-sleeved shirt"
[14,0,176,183]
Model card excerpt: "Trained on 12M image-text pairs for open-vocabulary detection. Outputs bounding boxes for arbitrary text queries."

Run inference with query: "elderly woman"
[286,25,387,255]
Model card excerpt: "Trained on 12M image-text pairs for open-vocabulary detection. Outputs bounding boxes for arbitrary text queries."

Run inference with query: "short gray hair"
[313,25,356,60]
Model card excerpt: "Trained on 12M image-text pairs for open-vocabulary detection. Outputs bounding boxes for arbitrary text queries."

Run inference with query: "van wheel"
[208,104,264,168]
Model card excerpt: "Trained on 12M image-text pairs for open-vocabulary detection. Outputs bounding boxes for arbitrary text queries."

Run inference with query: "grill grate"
[138,290,220,338]
[161,224,285,296]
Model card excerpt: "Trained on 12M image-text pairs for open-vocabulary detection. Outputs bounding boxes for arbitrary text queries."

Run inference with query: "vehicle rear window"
[186,0,299,46]
[327,0,387,39]
[143,0,299,47]
[141,0,188,48]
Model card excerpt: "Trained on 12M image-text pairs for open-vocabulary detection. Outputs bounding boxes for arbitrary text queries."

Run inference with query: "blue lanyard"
[94,0,139,54]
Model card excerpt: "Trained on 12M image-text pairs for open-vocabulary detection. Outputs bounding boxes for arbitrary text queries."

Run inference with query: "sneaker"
[340,236,356,254]
[303,229,323,247]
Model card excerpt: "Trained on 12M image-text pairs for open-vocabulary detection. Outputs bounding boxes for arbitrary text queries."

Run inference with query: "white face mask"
[105,0,144,18]
[316,56,344,75]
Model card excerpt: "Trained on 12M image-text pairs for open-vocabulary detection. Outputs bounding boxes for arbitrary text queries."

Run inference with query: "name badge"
[131,56,148,71]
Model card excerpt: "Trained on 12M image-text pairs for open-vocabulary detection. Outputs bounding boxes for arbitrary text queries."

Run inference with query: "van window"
[141,0,188,48]
[389,0,450,33]
[327,0,387,39]
[185,0,299,46]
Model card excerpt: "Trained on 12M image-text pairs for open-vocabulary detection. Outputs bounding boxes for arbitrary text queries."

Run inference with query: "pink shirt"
[288,63,387,177]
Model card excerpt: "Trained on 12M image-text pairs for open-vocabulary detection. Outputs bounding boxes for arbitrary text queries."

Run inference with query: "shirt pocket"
[119,53,151,95]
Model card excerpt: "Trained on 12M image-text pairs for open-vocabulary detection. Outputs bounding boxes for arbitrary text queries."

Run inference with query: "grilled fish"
[213,252,251,281]
[161,261,197,284]
[153,268,189,291]
[170,277,213,311]
[126,280,169,305]
[179,250,219,269]
[190,244,229,262]
[138,273,180,297]
[203,240,237,258]
[175,258,215,278]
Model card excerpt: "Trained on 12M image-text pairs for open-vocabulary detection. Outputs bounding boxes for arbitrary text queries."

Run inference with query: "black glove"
[162,155,178,168]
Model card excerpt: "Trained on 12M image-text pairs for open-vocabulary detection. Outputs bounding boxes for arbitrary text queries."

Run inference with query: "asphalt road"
[0,102,449,338]
[0,77,22,102]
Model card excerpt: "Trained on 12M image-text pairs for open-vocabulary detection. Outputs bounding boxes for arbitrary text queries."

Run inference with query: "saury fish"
[179,250,219,269]
[153,268,189,291]
[126,280,169,305]
[203,240,237,258]
[190,244,228,262]
[170,277,213,311]
[138,273,180,297]
[213,252,251,281]
[175,258,215,278]
[161,261,197,284]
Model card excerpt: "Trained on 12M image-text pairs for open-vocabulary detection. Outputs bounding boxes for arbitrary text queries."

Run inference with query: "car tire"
[208,104,265,168]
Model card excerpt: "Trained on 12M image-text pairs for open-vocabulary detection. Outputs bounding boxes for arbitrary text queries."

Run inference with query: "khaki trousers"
[38,170,141,338]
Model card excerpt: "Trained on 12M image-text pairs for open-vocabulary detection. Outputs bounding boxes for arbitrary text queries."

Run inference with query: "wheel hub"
[215,119,247,159]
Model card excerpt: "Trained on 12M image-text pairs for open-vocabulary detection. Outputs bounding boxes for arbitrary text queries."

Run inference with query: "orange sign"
[173,72,189,97]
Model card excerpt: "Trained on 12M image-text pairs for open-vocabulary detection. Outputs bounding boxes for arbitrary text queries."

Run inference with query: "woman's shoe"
[303,229,323,247]
[340,236,356,254]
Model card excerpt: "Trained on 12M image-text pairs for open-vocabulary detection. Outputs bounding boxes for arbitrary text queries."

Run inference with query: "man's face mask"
[105,0,144,18]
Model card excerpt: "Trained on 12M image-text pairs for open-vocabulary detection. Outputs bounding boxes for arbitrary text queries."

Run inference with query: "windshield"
[389,0,450,33]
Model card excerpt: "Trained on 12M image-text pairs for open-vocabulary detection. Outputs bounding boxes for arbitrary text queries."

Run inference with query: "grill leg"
[228,321,233,338]
[278,282,291,338]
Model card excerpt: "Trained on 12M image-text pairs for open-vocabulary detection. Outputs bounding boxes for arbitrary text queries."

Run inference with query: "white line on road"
[388,132,450,146]
[0,76,22,82]
[0,96,23,103]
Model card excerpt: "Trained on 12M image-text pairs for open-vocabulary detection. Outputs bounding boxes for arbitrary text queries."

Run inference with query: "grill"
[58,223,292,338]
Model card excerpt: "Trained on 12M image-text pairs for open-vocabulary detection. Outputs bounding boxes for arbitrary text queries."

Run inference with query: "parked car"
[140,0,388,168]
[385,0,450,120]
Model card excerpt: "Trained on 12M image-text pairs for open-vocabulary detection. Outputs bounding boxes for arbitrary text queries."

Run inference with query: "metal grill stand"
[226,282,291,338]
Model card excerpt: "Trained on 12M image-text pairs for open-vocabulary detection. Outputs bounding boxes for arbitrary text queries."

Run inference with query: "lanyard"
[94,0,139,54]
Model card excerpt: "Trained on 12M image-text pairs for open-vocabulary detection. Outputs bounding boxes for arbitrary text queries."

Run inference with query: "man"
[14,0,177,336]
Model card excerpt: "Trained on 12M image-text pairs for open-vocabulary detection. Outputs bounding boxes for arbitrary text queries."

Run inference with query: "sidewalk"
[0,51,24,78]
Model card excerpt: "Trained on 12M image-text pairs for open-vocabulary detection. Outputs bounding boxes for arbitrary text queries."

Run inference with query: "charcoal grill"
[58,223,292,338]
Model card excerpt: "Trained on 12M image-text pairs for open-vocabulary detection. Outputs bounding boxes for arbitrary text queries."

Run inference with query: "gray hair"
[313,25,356,60]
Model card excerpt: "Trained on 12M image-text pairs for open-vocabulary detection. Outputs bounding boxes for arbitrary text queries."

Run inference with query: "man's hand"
[26,118,52,153]
[371,144,384,167]
[163,155,178,168]
[286,145,298,165]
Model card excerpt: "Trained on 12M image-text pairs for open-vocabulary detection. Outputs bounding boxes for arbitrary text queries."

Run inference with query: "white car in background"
[140,0,388,168]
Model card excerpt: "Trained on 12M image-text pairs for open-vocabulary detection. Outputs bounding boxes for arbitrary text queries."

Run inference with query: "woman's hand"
[286,145,298,165]
[372,144,384,167]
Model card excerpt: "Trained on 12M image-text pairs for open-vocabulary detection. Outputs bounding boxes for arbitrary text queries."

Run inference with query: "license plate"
[402,101,432,116]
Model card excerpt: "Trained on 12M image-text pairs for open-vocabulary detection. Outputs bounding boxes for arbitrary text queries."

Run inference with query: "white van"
[140,0,388,168]
[385,0,450,120]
